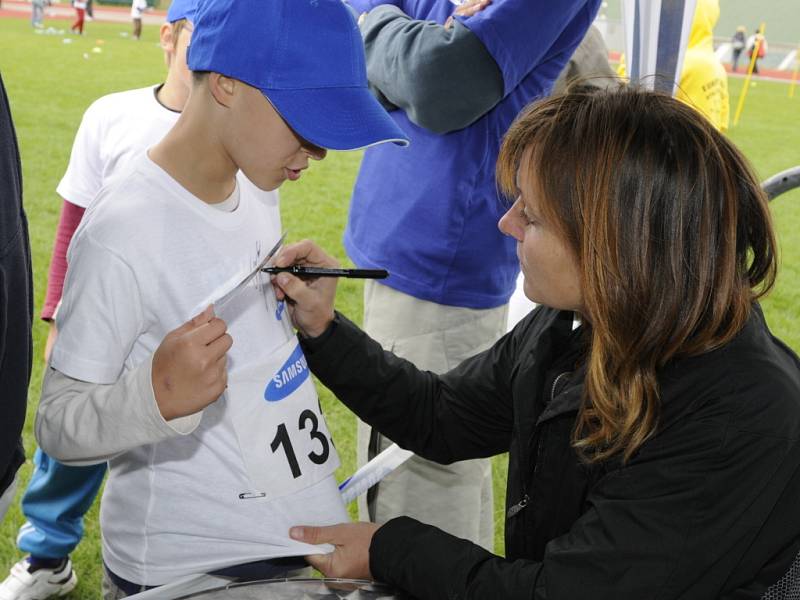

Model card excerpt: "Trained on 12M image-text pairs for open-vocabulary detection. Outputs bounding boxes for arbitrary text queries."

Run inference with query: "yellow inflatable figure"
[677,0,729,131]
[617,0,730,131]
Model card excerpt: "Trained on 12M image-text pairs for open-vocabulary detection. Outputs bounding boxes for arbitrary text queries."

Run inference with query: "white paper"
[339,444,414,505]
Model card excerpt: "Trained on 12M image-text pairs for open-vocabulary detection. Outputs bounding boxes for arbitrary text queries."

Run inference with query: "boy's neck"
[156,72,189,113]
[149,104,238,205]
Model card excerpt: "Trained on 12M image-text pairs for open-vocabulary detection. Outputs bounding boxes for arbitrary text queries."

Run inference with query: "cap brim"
[263,87,409,151]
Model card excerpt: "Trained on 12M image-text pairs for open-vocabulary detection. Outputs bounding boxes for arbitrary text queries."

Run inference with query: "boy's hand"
[290,522,380,580]
[44,321,57,363]
[271,240,338,338]
[152,305,232,421]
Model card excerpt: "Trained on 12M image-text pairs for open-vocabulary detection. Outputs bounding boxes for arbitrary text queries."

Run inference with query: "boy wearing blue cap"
[0,4,198,600]
[34,0,406,597]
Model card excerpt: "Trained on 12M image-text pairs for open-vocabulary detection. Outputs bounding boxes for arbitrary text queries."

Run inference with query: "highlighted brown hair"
[497,85,777,462]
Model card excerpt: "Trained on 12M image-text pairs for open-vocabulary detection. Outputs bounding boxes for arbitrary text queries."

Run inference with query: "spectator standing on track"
[131,0,147,40]
[746,29,767,74]
[731,25,746,72]
[70,0,86,35]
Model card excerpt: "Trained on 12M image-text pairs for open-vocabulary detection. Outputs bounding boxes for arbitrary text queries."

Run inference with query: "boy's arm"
[42,199,85,321]
[360,0,598,134]
[46,230,231,462]
[36,359,202,466]
[43,197,85,362]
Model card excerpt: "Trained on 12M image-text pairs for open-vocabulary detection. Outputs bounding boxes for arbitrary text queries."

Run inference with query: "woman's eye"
[521,208,536,226]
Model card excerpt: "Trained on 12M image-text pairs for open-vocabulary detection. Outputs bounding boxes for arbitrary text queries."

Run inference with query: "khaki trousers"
[357,281,507,550]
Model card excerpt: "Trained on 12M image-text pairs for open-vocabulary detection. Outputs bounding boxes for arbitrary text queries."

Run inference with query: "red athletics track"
[1,5,796,83]
[605,49,797,83]
[0,0,166,24]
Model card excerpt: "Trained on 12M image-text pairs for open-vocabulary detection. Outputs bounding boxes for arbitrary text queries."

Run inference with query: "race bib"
[226,326,340,499]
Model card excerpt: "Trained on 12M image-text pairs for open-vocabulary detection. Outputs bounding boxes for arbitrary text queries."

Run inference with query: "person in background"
[30,0,45,29]
[280,84,800,600]
[731,25,746,72]
[70,0,86,35]
[747,29,768,74]
[0,70,32,527]
[344,0,600,552]
[131,0,147,40]
[676,0,729,132]
[0,4,196,599]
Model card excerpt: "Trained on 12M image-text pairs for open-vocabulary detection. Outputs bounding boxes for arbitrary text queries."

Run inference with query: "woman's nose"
[498,201,524,242]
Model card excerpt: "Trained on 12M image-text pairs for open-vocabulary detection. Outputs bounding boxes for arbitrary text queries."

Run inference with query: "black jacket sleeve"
[368,421,800,600]
[0,70,33,496]
[305,311,800,599]
[303,312,515,463]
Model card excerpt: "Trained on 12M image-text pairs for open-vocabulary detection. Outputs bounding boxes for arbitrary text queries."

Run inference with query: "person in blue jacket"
[344,0,601,549]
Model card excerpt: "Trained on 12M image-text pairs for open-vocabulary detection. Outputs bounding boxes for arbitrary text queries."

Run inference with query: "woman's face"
[498,166,584,314]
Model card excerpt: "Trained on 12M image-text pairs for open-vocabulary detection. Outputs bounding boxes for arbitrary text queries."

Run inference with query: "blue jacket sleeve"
[458,0,601,96]
[346,0,402,16]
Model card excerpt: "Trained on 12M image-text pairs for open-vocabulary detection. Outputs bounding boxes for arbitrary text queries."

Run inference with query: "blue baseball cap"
[187,0,409,151]
[166,0,196,23]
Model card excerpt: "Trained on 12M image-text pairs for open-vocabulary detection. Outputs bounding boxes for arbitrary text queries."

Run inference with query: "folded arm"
[36,359,201,466]
[360,5,503,134]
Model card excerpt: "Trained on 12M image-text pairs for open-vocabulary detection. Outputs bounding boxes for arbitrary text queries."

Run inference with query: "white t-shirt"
[51,154,347,585]
[56,85,179,209]
[506,272,536,331]
[131,0,147,18]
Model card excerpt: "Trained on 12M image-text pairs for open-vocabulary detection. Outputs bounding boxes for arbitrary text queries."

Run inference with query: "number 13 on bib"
[227,337,340,497]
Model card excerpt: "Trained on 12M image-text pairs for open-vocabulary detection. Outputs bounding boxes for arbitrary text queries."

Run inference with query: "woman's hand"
[271,239,339,338]
[290,522,380,580]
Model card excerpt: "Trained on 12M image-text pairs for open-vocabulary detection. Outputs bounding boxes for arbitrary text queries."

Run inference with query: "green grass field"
[0,16,798,599]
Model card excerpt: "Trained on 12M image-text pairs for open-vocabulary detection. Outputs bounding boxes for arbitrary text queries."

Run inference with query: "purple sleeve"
[346,0,402,16]
[457,0,600,96]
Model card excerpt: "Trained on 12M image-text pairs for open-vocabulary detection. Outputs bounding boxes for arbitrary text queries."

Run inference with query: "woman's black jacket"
[302,304,800,599]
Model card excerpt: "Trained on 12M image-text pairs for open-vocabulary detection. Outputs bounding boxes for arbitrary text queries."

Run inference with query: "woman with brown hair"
[274,85,800,599]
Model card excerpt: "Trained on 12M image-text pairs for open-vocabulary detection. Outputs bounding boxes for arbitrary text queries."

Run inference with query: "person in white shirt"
[0,4,196,600]
[131,0,148,40]
[35,0,407,597]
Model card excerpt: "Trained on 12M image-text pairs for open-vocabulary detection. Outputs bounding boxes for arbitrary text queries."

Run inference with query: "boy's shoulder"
[81,85,159,128]
[78,159,278,254]
[78,155,176,246]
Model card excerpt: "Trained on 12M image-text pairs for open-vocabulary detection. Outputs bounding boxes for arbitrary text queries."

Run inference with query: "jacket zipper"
[551,371,570,403]
[507,371,571,520]
[506,493,529,518]
[507,432,542,520]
